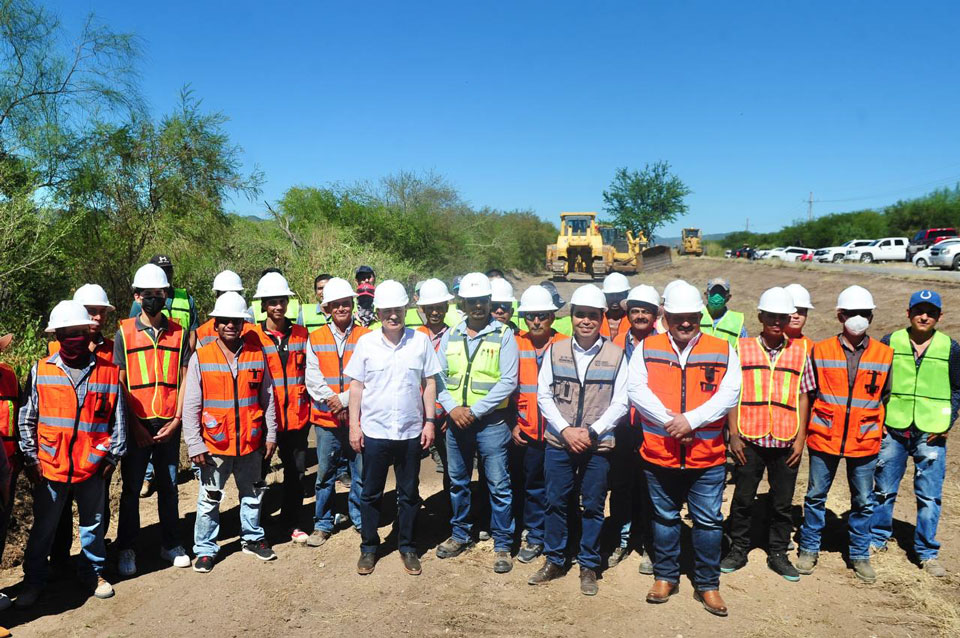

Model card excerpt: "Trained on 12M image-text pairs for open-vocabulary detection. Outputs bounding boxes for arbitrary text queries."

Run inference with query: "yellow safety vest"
[886,329,952,433]
[445,325,508,409]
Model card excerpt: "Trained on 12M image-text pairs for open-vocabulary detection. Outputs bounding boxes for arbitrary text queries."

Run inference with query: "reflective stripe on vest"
[120,318,184,420]
[252,323,310,432]
[700,309,744,350]
[308,322,369,428]
[163,288,192,330]
[737,336,807,441]
[515,330,568,441]
[886,329,952,433]
[444,325,507,409]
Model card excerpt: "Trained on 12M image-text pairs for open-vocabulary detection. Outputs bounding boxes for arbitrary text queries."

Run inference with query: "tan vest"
[544,338,624,452]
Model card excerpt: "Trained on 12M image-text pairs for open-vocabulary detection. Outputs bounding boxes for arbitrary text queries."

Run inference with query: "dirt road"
[2,257,958,637]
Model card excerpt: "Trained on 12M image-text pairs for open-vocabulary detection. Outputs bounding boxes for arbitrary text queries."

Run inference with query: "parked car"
[929,240,960,270]
[907,227,958,260]
[764,246,814,262]
[813,239,874,263]
[914,238,960,268]
[724,249,733,258]
[844,237,909,263]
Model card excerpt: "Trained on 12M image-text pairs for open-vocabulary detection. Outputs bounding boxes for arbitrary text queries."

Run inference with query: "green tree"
[602,162,692,241]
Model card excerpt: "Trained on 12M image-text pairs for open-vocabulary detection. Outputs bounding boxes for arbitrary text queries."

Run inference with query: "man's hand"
[511,424,527,446]
[153,417,181,444]
[928,431,949,444]
[786,437,805,467]
[449,406,475,429]
[421,422,436,450]
[100,462,116,481]
[24,463,42,486]
[561,427,591,454]
[263,441,278,461]
[132,421,155,449]
[327,395,344,413]
[190,452,211,467]
[349,423,364,453]
[728,434,747,465]
[664,411,693,440]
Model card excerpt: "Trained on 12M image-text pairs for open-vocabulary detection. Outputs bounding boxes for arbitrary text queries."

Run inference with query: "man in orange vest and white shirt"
[305,277,369,546]
[797,285,893,584]
[249,272,311,543]
[628,281,741,617]
[181,292,279,573]
[16,301,127,607]
[721,287,814,582]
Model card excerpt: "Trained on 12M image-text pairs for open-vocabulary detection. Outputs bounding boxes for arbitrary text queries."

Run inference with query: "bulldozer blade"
[641,246,673,272]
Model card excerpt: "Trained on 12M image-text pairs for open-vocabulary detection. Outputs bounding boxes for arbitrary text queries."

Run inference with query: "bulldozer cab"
[682,228,702,240]
[599,226,630,253]
[561,213,595,236]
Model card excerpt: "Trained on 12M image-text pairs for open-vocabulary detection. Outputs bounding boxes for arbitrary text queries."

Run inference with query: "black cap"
[149,254,173,269]
[355,265,374,275]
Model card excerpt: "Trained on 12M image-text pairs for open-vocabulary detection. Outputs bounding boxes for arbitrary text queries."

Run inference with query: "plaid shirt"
[747,336,815,449]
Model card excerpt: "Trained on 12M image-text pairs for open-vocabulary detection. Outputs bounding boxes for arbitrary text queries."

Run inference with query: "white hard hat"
[627,285,660,308]
[253,272,295,299]
[212,270,244,293]
[602,272,631,294]
[72,284,114,310]
[517,286,558,313]
[322,277,357,304]
[374,280,409,308]
[663,282,705,314]
[208,291,252,320]
[132,263,169,289]
[416,278,454,306]
[661,279,687,303]
[458,272,492,298]
[836,285,875,311]
[490,278,516,303]
[570,284,608,310]
[785,283,814,309]
[45,300,96,333]
[757,287,797,314]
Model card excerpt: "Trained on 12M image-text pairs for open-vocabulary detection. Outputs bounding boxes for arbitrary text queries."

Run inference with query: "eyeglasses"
[491,303,512,313]
[523,312,552,322]
[573,310,602,321]
[327,299,352,309]
[215,317,245,327]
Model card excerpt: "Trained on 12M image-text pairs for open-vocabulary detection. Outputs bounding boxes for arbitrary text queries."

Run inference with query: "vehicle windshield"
[564,216,592,236]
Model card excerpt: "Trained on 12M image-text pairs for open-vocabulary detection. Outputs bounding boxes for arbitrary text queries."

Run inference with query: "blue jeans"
[194,452,265,557]
[871,429,947,561]
[645,463,724,590]
[509,437,546,546]
[800,450,877,560]
[360,436,421,554]
[446,419,514,552]
[117,436,181,551]
[314,427,362,533]
[544,445,610,570]
[24,475,107,586]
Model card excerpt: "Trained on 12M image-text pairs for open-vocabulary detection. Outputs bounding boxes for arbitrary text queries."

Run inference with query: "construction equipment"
[678,227,704,256]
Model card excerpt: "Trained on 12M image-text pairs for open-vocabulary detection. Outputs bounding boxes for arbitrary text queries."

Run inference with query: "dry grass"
[871,553,960,637]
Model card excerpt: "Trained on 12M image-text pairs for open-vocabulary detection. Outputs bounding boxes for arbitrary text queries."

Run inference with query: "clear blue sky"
[53,1,960,236]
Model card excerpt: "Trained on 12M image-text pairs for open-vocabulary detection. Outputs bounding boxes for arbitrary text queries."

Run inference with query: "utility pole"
[808,191,814,221]
[746,217,750,232]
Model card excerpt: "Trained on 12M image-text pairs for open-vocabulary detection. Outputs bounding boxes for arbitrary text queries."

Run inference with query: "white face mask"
[844,314,870,336]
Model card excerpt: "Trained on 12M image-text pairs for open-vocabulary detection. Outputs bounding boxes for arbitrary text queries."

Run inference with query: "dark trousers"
[544,445,610,570]
[727,441,799,554]
[277,426,310,529]
[0,463,20,559]
[608,424,652,552]
[360,435,422,554]
[508,437,546,545]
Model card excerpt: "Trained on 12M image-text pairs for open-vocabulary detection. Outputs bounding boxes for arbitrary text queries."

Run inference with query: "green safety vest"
[253,297,301,324]
[445,324,507,409]
[700,309,744,350]
[405,307,424,327]
[886,329,952,433]
[162,288,192,331]
[301,303,328,333]
[444,306,463,328]
[553,316,573,337]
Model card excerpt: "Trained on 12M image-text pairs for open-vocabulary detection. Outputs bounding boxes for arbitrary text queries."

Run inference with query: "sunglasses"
[573,310,602,321]
[524,312,552,322]
[840,309,872,318]
[327,299,352,309]
[491,303,512,313]
[215,317,245,327]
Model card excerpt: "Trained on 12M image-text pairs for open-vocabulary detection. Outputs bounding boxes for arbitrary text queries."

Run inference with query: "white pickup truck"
[844,237,909,263]
[813,239,873,262]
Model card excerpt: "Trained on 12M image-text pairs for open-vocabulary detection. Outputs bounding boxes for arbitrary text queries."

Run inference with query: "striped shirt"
[748,336,815,449]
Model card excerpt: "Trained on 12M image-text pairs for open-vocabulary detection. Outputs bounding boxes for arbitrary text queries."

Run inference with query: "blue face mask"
[707,293,727,310]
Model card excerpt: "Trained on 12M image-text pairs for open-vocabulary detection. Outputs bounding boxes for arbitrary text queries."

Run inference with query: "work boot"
[517,542,543,564]
[117,549,137,577]
[527,560,564,585]
[694,589,728,617]
[767,552,800,582]
[720,546,748,573]
[646,580,678,604]
[607,546,629,568]
[493,551,513,574]
[852,558,876,583]
[922,559,947,578]
[357,552,377,575]
[400,552,421,575]
[139,479,155,498]
[13,586,42,609]
[795,550,818,575]
[638,551,654,575]
[435,537,472,559]
[579,567,599,596]
[306,530,331,547]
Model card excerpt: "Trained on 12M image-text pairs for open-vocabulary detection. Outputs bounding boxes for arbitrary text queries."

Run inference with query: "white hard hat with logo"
[836,285,875,310]
[208,291,252,320]
[253,272,295,299]
[374,280,409,308]
[602,272,631,294]
[212,270,244,293]
[132,263,169,289]
[73,284,114,310]
[517,286,558,313]
[417,279,454,306]
[663,282,705,314]
[627,285,660,308]
[322,277,357,304]
[785,283,814,309]
[757,287,797,314]
[458,272,492,299]
[570,284,608,310]
[46,300,97,333]
[490,278,516,303]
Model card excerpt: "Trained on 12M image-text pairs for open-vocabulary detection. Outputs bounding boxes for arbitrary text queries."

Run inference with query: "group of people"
[0,253,953,619]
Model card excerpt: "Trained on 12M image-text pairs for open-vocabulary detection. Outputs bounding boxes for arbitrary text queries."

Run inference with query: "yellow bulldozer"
[545,212,672,281]
[678,227,704,256]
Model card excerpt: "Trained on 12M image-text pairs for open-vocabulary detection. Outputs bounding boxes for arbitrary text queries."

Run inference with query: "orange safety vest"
[196,333,267,456]
[197,318,251,348]
[808,336,893,458]
[35,354,120,483]
[119,318,185,420]
[600,315,630,340]
[0,363,19,467]
[639,332,730,469]
[308,322,369,428]
[515,330,569,441]
[48,337,115,363]
[251,323,309,432]
[737,336,808,441]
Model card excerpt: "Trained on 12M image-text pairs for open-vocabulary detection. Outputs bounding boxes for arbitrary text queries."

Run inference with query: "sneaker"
[922,558,947,578]
[0,593,11,612]
[139,480,155,498]
[290,529,309,544]
[795,550,818,575]
[117,549,137,577]
[720,547,748,573]
[242,540,278,561]
[193,555,215,573]
[607,546,629,568]
[852,558,876,583]
[160,545,192,568]
[517,542,543,564]
[306,530,331,547]
[436,537,472,559]
[13,586,42,609]
[93,577,115,599]
[493,551,513,574]
[477,530,491,542]
[767,552,800,582]
[638,551,654,576]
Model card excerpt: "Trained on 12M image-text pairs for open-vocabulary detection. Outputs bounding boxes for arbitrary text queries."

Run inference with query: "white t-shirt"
[343,327,443,440]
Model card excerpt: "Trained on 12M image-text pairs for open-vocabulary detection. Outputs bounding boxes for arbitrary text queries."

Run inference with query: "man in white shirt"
[345,281,441,576]
[528,284,628,596]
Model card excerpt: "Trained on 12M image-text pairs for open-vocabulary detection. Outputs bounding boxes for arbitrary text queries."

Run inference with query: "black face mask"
[141,296,165,316]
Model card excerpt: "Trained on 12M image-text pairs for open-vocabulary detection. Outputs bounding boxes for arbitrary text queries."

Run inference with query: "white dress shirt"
[305,322,354,407]
[537,336,629,439]
[627,332,741,430]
